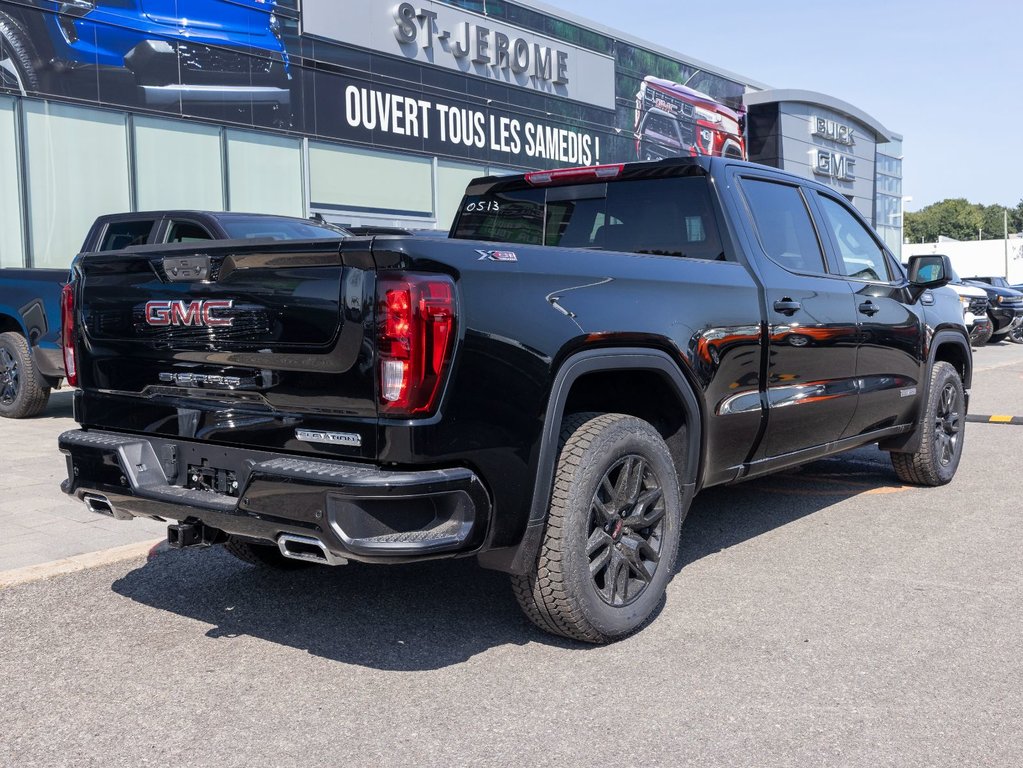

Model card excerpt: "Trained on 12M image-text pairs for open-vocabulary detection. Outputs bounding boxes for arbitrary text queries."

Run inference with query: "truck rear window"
[99,220,155,251]
[452,176,724,260]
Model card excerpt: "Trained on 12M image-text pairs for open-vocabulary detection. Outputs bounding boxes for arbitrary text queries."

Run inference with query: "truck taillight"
[60,282,77,387]
[376,273,457,416]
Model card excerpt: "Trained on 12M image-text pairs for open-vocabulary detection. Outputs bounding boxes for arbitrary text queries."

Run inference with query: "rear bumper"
[59,429,490,563]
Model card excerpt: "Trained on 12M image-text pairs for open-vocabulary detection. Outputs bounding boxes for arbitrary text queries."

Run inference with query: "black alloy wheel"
[932,380,961,468]
[1009,323,1023,344]
[0,345,19,405]
[512,412,684,644]
[587,455,666,607]
[890,361,964,486]
[0,331,50,418]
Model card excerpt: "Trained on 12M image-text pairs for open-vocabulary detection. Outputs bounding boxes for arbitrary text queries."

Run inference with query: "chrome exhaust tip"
[80,492,134,521]
[277,534,347,566]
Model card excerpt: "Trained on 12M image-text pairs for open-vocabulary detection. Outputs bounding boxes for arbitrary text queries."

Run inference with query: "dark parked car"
[81,210,348,251]
[0,211,349,418]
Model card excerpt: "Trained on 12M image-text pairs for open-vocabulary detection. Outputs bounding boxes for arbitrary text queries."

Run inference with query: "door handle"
[773,299,801,316]
[858,300,880,316]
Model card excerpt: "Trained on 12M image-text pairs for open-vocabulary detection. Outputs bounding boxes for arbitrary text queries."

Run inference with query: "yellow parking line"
[989,415,1013,423]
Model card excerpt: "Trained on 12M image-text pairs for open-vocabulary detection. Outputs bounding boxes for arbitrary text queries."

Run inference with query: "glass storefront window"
[24,101,130,269]
[134,116,224,211]
[0,96,24,268]
[227,130,304,217]
[309,142,433,218]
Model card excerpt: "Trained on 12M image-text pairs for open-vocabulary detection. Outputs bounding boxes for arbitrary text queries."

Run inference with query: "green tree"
[905,198,983,242]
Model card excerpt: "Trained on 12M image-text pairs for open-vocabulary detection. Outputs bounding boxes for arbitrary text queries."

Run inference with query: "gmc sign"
[144,300,235,327]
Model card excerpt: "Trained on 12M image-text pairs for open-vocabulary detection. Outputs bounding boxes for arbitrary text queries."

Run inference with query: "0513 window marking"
[465,201,500,212]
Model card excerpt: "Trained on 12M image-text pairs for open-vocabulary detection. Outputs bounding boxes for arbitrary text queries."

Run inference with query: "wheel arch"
[479,346,703,574]
[0,309,28,338]
[881,329,972,454]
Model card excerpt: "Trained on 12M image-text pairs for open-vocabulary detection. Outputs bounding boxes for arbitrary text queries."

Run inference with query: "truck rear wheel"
[0,331,50,419]
[511,412,682,643]
[890,361,964,486]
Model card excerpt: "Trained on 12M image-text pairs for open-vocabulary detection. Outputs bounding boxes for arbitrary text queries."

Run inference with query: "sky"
[539,0,1021,212]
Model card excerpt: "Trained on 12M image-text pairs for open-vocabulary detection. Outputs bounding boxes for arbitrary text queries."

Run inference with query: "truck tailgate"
[73,240,379,458]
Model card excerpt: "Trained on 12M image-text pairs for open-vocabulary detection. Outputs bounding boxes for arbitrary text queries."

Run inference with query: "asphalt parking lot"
[2,342,1022,767]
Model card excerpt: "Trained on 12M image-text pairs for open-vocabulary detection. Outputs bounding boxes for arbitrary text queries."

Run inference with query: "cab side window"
[816,194,891,282]
[165,221,214,244]
[98,220,155,251]
[740,178,827,274]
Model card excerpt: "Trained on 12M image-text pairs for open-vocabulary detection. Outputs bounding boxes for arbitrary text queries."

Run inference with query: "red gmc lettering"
[170,302,202,326]
[144,300,234,327]
[201,300,234,327]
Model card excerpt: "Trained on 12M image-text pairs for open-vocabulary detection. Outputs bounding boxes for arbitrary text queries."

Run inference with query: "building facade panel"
[0,0,902,268]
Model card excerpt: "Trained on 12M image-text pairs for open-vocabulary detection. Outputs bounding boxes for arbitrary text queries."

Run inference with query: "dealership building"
[0,0,903,270]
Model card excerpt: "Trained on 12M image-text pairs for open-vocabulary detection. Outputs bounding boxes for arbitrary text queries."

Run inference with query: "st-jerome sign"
[301,0,616,109]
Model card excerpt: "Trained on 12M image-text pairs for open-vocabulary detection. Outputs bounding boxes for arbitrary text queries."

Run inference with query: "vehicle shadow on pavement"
[36,390,74,420]
[675,446,905,571]
[110,447,904,670]
[112,548,571,670]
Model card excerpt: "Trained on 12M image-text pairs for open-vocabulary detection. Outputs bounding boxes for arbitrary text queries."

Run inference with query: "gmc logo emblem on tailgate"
[144,300,235,327]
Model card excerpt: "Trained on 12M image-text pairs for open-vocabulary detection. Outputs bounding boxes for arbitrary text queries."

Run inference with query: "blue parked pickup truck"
[0,0,290,122]
[0,268,66,418]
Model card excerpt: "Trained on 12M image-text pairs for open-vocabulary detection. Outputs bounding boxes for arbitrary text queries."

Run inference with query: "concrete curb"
[0,539,165,590]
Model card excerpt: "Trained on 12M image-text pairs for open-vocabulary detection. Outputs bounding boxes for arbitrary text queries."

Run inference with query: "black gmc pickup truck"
[58,157,971,643]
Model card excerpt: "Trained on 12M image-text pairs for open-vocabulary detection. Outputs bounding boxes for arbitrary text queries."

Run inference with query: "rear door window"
[98,220,156,251]
[164,220,214,244]
[739,178,827,275]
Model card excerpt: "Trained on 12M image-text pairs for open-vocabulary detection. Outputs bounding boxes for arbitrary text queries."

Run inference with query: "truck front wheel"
[0,331,50,419]
[511,412,682,643]
[890,361,965,486]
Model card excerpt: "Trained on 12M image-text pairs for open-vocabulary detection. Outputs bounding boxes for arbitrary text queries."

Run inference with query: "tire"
[0,13,41,94]
[0,331,50,419]
[1009,324,1023,344]
[511,412,683,644]
[223,536,312,570]
[989,331,1010,343]
[890,361,965,486]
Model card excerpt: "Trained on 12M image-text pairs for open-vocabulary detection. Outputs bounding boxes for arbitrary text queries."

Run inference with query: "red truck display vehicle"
[635,74,746,161]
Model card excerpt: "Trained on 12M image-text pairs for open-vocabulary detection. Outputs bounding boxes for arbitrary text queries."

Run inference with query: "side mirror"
[906,254,952,302]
